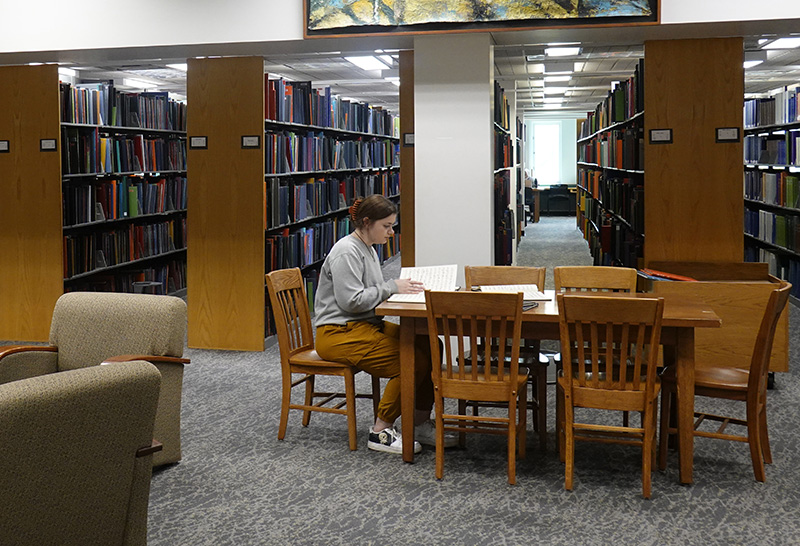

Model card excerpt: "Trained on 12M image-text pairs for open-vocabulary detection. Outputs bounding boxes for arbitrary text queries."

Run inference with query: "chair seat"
[662,365,749,392]
[290,349,352,369]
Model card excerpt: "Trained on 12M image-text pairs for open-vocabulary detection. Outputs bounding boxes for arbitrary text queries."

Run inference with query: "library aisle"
[517,216,593,290]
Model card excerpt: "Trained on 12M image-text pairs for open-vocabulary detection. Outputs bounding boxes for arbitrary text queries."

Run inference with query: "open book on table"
[477,284,550,310]
[387,264,458,303]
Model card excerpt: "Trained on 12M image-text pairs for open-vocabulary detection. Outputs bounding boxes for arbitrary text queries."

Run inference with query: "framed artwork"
[306,1,658,36]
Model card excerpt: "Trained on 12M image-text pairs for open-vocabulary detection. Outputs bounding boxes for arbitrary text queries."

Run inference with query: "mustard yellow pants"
[316,320,434,424]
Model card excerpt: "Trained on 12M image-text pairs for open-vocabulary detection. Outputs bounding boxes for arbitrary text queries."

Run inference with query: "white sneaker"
[415,420,459,448]
[368,426,422,454]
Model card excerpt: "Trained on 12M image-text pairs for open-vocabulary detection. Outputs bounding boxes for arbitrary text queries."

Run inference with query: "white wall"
[0,0,304,53]
[414,33,493,283]
[661,0,800,24]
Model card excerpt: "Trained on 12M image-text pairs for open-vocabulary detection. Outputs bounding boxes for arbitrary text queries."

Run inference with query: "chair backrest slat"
[266,269,314,363]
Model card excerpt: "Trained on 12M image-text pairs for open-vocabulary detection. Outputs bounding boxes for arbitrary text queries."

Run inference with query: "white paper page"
[478,284,550,301]
[388,264,458,303]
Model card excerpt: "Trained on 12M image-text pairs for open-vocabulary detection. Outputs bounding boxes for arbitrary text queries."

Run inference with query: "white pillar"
[414,33,494,286]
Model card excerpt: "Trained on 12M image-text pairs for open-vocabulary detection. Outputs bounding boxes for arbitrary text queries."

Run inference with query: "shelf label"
[403,133,414,146]
[40,138,57,152]
[0,140,8,153]
[649,129,672,144]
[189,136,208,149]
[716,127,740,143]
[241,135,261,149]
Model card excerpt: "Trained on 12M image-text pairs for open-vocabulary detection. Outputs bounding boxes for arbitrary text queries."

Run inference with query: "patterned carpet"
[147,217,800,545]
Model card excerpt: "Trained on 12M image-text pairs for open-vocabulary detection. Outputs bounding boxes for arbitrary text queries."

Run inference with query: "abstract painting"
[307,0,655,33]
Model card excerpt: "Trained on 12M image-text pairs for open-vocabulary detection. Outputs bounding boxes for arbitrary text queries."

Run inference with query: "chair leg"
[508,399,517,485]
[302,374,315,427]
[344,370,358,451]
[642,400,655,499]
[556,382,566,463]
[536,366,548,450]
[278,373,292,441]
[370,375,381,421]
[657,387,672,471]
[518,385,527,460]
[435,394,445,480]
[759,405,773,465]
[564,391,574,491]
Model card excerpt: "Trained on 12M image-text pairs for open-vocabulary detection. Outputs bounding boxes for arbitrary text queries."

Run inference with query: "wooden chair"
[658,280,791,482]
[554,265,639,444]
[557,293,664,498]
[424,290,528,485]
[554,265,638,294]
[265,268,380,451]
[464,265,549,450]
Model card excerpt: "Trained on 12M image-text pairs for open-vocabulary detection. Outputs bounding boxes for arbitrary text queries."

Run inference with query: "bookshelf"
[0,64,63,341]
[59,83,188,294]
[494,80,515,266]
[187,57,400,350]
[743,87,800,299]
[576,59,645,267]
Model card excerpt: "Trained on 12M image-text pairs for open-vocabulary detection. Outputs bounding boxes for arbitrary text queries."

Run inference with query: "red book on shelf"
[639,268,698,282]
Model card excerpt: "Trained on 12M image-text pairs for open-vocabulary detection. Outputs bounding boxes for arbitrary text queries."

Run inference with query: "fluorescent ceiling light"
[544,75,571,83]
[544,87,568,95]
[58,67,77,78]
[345,56,391,71]
[545,47,581,57]
[543,97,563,103]
[123,78,155,90]
[763,37,800,49]
[166,63,188,71]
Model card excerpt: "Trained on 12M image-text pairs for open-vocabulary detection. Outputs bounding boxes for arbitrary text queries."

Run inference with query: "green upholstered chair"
[0,291,188,466]
[0,361,162,546]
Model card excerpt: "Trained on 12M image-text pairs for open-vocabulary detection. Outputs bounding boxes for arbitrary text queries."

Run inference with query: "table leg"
[675,328,695,484]
[399,317,416,463]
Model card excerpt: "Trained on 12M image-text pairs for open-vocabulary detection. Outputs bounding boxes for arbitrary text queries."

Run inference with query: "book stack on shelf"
[576,59,645,268]
[743,85,800,297]
[263,75,401,324]
[59,82,188,295]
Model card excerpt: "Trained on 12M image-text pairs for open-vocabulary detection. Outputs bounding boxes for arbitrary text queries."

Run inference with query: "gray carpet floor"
[147,216,800,545]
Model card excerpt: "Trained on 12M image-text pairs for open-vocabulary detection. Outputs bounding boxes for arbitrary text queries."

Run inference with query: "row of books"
[63,176,187,227]
[744,132,800,165]
[494,81,510,131]
[63,218,187,278]
[586,175,644,236]
[59,82,187,131]
[495,130,512,170]
[580,212,642,268]
[62,127,187,175]
[265,171,399,229]
[744,170,800,209]
[266,217,352,272]
[744,88,799,128]
[265,131,398,174]
[579,58,644,137]
[744,248,800,298]
[578,126,644,171]
[493,170,513,265]
[65,259,186,295]
[265,76,396,137]
[745,209,800,252]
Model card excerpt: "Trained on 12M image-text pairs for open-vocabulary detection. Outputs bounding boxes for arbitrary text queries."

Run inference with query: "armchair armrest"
[0,345,59,384]
[102,355,190,366]
[0,345,58,359]
[136,440,163,458]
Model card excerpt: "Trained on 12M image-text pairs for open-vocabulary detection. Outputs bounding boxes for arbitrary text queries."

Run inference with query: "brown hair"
[349,194,397,229]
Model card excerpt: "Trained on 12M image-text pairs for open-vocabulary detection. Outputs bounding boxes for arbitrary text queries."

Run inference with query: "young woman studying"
[314,194,455,454]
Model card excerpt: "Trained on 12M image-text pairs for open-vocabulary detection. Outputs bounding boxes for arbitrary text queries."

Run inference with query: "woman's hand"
[395,278,424,294]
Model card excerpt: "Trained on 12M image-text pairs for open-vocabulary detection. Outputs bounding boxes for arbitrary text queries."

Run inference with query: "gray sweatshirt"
[314,234,398,326]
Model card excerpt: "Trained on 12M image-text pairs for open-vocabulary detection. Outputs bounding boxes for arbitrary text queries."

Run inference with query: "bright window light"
[533,122,561,185]
[763,37,800,49]
[123,78,155,90]
[744,60,764,69]
[545,47,581,57]
[58,67,77,78]
[166,63,188,71]
[344,56,391,71]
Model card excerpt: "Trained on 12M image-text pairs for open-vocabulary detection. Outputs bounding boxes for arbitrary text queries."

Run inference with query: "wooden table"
[376,290,721,484]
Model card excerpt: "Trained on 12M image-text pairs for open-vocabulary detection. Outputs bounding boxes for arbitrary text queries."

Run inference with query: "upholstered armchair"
[0,361,162,546]
[0,291,188,466]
